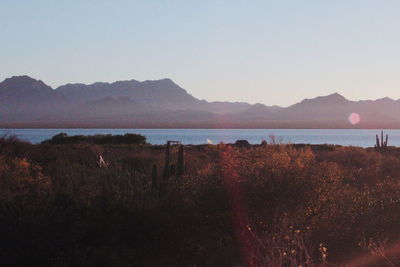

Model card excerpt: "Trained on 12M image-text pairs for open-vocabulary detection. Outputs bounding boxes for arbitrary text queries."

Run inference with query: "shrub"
[42,133,147,145]
[1,139,400,265]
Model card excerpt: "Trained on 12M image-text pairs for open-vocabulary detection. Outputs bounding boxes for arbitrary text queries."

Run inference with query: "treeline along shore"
[1,133,400,266]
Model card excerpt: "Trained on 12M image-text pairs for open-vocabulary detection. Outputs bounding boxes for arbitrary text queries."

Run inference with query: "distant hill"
[1,75,400,128]
[0,76,68,121]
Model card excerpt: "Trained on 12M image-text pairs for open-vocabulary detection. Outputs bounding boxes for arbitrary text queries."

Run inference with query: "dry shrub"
[0,154,51,202]
[2,138,400,266]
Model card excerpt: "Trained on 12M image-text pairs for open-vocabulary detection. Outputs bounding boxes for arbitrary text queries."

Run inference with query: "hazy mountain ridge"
[1,75,400,128]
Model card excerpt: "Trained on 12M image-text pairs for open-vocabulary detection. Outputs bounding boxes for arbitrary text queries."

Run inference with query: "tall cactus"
[375,130,389,149]
[162,141,184,180]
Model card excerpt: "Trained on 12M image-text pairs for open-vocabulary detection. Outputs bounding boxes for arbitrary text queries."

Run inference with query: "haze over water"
[1,128,398,148]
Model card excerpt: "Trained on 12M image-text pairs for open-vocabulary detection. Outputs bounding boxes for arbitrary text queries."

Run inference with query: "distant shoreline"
[1,128,397,147]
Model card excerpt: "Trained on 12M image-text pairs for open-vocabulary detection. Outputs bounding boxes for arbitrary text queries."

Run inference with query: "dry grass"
[1,136,400,266]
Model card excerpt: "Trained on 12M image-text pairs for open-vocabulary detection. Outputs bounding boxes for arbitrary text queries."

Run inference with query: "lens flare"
[348,113,360,125]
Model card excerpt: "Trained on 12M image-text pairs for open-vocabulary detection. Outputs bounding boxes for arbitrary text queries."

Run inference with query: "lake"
[0,128,398,147]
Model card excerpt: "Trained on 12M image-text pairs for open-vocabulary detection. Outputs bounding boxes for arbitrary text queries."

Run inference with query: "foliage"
[1,137,400,265]
[42,133,147,145]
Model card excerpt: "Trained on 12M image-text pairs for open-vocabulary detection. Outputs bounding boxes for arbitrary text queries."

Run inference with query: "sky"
[1,0,400,107]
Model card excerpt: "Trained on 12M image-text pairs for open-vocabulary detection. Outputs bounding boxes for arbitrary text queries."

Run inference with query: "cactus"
[375,130,389,149]
[162,141,184,180]
[177,145,184,177]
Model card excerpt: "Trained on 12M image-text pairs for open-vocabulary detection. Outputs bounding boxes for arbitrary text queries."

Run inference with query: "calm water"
[0,128,398,147]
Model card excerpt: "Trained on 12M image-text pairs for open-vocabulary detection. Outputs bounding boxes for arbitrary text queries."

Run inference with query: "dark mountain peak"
[142,78,180,88]
[58,82,85,88]
[109,79,140,87]
[2,75,36,83]
[0,75,52,90]
[54,76,198,111]
[253,103,267,108]
[91,81,110,86]
[376,97,394,102]
[329,92,344,97]
[57,79,140,90]
[300,92,347,105]
[0,76,67,116]
[316,92,347,102]
[152,78,174,83]
[159,78,174,83]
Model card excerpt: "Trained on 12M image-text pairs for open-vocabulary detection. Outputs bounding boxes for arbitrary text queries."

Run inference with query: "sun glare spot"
[348,113,361,125]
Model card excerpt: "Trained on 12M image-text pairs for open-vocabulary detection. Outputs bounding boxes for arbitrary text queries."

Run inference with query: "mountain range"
[1,75,399,128]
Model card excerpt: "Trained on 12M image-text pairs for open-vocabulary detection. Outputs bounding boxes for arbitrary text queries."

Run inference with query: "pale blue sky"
[1,0,400,106]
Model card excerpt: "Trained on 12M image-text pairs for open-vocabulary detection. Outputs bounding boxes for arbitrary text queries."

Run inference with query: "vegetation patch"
[2,135,400,266]
[42,133,147,145]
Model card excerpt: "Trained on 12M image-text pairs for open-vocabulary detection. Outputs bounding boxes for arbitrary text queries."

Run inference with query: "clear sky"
[1,0,400,106]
